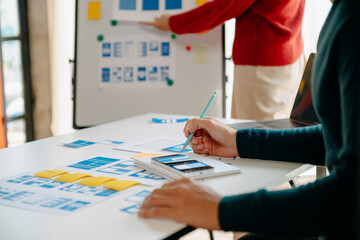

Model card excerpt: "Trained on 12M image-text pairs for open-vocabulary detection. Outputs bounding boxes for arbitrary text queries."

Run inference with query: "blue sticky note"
[63,140,96,148]
[161,42,170,56]
[102,68,110,83]
[120,0,136,10]
[142,0,159,10]
[165,0,182,10]
[102,43,111,57]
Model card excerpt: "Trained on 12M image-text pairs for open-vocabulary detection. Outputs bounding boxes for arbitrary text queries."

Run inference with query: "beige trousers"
[231,55,306,120]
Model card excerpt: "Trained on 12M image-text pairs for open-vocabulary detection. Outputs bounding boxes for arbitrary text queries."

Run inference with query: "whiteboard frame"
[73,0,226,129]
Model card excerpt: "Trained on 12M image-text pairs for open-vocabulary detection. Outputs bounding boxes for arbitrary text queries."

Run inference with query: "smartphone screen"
[152,154,214,174]
[152,154,192,164]
[168,160,213,173]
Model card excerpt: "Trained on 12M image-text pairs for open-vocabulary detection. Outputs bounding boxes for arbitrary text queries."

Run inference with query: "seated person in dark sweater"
[138,0,359,237]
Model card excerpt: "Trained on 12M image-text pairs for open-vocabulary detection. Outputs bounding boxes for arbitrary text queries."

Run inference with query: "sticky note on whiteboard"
[194,44,208,64]
[196,0,208,6]
[88,1,101,20]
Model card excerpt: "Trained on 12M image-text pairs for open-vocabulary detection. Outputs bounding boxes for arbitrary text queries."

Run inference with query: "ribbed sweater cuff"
[219,190,265,231]
[236,129,254,159]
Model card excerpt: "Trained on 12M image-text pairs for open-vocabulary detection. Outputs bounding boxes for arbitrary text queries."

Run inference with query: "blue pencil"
[182,89,219,152]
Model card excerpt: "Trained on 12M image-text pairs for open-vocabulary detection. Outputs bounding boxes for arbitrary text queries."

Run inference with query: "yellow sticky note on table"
[78,176,115,187]
[88,1,101,20]
[34,169,68,179]
[194,44,209,64]
[103,180,140,191]
[54,173,92,183]
[196,0,208,6]
[131,152,165,159]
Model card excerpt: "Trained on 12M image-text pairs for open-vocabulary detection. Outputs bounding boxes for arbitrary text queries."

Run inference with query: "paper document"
[0,172,122,215]
[63,150,166,186]
[99,34,175,89]
[116,136,192,153]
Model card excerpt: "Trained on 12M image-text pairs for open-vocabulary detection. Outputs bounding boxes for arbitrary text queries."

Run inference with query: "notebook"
[134,153,240,181]
[229,53,320,130]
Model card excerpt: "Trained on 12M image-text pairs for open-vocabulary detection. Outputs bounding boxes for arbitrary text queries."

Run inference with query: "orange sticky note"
[78,176,115,187]
[88,1,101,20]
[196,0,208,6]
[103,180,140,191]
[54,173,92,183]
[34,169,68,179]
[131,152,165,159]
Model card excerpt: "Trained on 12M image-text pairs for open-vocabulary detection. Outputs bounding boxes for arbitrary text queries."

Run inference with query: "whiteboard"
[74,0,225,128]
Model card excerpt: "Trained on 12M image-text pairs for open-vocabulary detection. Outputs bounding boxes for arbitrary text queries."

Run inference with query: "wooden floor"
[180,174,317,240]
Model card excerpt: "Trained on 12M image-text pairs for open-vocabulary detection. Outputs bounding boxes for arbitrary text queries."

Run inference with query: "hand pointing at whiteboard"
[140,15,171,31]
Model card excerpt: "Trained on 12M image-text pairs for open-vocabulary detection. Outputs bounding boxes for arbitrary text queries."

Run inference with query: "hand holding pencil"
[182,90,218,152]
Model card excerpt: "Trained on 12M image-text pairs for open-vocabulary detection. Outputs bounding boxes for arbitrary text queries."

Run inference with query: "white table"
[0,113,312,240]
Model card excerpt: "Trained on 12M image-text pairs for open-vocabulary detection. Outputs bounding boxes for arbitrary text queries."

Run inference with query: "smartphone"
[152,154,214,176]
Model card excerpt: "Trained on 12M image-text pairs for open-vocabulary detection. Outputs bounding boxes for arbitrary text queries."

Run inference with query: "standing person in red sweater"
[141,0,305,120]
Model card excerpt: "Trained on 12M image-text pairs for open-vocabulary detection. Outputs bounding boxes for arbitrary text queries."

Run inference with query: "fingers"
[183,118,211,137]
[141,193,174,209]
[139,21,155,26]
[138,206,178,221]
[139,178,192,219]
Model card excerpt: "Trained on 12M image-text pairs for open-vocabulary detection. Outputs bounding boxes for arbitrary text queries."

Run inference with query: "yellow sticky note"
[196,0,208,6]
[54,173,92,183]
[103,180,140,191]
[194,44,208,64]
[131,152,165,159]
[88,1,101,20]
[78,176,115,187]
[34,169,68,179]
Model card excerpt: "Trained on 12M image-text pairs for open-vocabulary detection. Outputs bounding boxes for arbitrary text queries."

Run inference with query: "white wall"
[47,0,75,135]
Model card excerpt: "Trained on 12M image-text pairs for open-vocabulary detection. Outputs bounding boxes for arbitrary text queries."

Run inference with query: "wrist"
[229,128,239,157]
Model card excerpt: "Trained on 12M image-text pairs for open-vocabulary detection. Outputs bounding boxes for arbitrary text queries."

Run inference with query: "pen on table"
[182,89,219,152]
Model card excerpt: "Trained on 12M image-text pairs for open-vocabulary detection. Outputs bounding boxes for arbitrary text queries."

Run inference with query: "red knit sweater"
[169,0,305,66]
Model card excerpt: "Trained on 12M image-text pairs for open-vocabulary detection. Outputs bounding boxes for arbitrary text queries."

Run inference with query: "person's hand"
[139,15,171,31]
[184,118,238,157]
[138,178,222,230]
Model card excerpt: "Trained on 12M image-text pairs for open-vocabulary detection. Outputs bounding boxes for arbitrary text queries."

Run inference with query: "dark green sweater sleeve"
[219,164,354,236]
[236,126,325,166]
[218,0,359,236]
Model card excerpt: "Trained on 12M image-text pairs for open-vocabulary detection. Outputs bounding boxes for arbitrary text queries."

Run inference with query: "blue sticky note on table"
[163,143,192,153]
[63,140,96,148]
[97,140,124,146]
